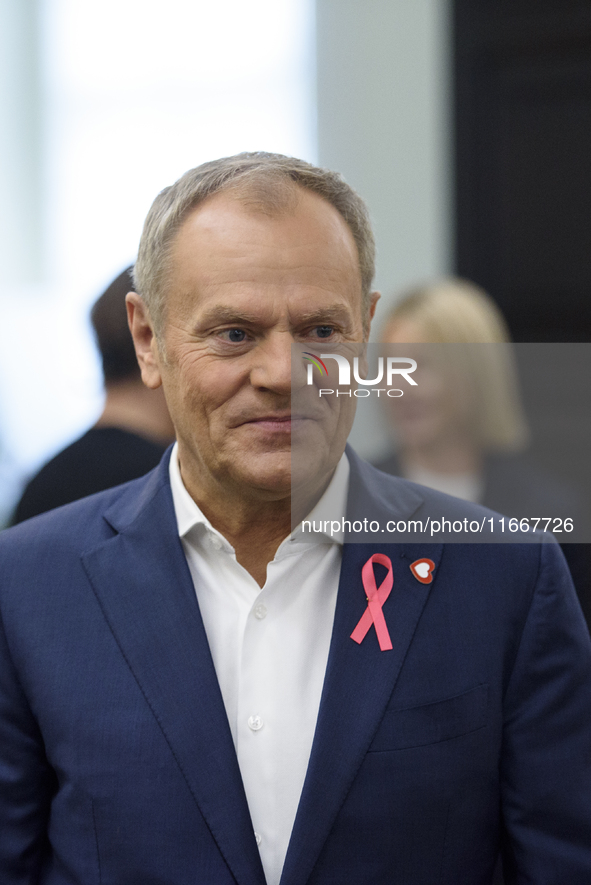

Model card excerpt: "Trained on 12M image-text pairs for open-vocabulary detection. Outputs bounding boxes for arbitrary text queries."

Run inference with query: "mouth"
[243,415,294,431]
[238,411,323,432]
[232,399,331,430]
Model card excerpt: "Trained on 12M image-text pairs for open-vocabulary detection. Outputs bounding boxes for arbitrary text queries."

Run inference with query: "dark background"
[454,0,591,342]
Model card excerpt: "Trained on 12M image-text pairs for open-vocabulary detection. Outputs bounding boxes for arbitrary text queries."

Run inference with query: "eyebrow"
[197,307,264,327]
[197,304,353,328]
[293,306,353,326]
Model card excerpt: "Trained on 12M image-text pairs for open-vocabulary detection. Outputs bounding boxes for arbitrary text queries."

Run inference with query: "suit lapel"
[81,464,266,885]
[280,541,443,885]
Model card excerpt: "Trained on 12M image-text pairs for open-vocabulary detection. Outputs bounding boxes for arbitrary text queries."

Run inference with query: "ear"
[125,292,163,389]
[365,290,381,339]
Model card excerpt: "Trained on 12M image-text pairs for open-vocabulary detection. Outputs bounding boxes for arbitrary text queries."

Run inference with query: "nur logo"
[303,351,418,397]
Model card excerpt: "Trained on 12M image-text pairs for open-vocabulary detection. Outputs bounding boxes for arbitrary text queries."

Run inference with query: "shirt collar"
[168,442,349,548]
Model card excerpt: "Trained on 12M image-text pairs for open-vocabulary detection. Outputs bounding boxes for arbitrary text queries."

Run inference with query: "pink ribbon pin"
[350,553,393,651]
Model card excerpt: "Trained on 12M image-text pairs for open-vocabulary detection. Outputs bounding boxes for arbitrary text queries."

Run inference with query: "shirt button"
[254,603,267,620]
[248,715,264,731]
[209,535,222,550]
[254,832,262,846]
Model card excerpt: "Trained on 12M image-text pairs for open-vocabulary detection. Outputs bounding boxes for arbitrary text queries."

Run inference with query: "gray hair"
[133,152,376,334]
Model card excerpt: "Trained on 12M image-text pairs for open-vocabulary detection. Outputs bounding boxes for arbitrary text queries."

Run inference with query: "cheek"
[166,358,248,423]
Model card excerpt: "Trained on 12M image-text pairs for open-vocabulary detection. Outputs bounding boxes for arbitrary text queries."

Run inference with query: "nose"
[249,331,297,395]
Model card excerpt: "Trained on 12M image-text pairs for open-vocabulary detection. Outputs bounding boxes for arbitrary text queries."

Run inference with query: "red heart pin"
[410,558,435,584]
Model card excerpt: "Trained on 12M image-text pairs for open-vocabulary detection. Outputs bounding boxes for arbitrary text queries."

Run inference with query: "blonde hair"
[381,278,529,452]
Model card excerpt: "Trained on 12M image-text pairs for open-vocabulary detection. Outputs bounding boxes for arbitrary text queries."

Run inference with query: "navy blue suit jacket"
[1,449,590,884]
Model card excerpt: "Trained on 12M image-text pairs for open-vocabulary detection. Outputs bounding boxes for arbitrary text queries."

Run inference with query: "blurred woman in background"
[375,278,528,507]
[375,277,590,623]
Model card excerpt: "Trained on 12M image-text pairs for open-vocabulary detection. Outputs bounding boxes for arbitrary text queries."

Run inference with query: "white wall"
[0,0,43,284]
[316,0,452,327]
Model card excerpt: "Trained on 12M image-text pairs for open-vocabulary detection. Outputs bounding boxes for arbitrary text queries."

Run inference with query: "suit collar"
[100,444,175,534]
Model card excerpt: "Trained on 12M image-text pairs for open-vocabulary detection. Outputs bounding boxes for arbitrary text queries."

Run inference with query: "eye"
[314,325,335,339]
[223,328,248,343]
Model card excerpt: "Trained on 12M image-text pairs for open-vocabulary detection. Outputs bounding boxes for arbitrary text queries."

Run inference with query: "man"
[11,267,175,524]
[0,153,590,884]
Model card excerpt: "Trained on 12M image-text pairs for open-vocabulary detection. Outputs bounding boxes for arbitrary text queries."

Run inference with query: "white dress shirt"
[169,445,349,885]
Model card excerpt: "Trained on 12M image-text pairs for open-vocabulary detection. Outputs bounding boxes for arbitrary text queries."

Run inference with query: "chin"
[233,457,292,498]
[245,478,293,502]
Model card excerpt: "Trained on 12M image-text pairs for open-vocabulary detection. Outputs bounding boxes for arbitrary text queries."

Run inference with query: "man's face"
[132,187,376,507]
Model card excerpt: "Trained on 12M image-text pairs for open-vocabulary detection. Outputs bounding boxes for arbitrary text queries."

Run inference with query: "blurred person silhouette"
[375,278,528,502]
[11,268,175,524]
[375,277,590,624]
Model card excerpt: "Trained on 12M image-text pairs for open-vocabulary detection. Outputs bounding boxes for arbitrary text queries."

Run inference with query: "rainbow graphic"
[302,352,328,375]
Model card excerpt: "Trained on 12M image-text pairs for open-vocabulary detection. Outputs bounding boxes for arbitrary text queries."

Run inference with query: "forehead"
[166,188,362,311]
